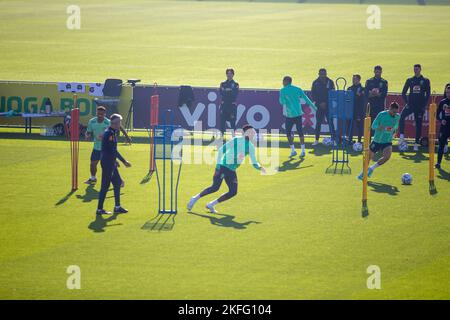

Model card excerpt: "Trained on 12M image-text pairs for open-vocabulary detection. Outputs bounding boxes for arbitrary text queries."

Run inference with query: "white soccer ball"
[353,142,363,152]
[402,173,412,185]
[322,137,332,146]
[399,141,409,152]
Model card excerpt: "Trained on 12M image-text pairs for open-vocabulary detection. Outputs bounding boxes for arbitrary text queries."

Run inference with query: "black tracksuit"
[311,77,335,139]
[348,83,366,143]
[437,98,450,165]
[365,76,388,119]
[399,75,431,143]
[97,127,126,210]
[219,79,239,134]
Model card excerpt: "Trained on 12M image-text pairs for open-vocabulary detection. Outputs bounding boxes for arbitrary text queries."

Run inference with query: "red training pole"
[149,94,159,173]
[70,94,80,191]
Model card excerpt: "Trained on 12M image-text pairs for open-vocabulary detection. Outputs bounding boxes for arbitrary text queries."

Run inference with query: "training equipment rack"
[327,77,354,174]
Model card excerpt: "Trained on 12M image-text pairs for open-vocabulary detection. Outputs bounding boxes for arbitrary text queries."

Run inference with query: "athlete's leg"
[97,164,113,210]
[437,129,449,166]
[399,106,413,139]
[217,169,238,203]
[414,108,424,145]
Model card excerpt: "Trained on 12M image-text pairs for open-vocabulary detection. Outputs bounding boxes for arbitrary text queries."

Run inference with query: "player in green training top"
[279,76,317,157]
[358,102,400,180]
[187,124,266,213]
[85,106,110,184]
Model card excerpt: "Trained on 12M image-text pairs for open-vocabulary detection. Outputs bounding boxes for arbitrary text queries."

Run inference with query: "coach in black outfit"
[365,65,388,121]
[398,64,431,150]
[219,68,239,136]
[311,68,335,145]
[348,74,366,143]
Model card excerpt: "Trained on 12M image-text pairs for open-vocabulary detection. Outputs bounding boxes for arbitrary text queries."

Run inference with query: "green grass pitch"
[0,0,449,299]
[0,0,449,91]
[0,131,449,299]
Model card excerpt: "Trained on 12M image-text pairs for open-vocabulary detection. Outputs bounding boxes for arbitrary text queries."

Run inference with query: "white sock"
[301,144,305,152]
[193,194,201,201]
[370,162,380,170]
[208,199,219,207]
[114,205,121,210]
[91,175,96,180]
[290,144,295,152]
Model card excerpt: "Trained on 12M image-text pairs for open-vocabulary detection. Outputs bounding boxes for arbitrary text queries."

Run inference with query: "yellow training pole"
[362,103,371,216]
[428,100,437,194]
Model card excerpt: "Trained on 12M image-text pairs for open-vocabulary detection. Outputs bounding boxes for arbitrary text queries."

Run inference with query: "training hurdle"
[153,111,183,215]
[428,99,437,194]
[70,94,80,191]
[361,103,371,217]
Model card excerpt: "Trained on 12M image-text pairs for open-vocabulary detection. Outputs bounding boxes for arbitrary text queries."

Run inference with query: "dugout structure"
[326,77,354,174]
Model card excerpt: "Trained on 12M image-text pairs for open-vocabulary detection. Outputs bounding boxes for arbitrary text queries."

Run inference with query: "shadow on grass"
[140,171,154,185]
[277,157,307,172]
[368,181,400,196]
[141,213,176,232]
[308,145,332,157]
[400,151,428,164]
[437,168,450,182]
[55,190,76,206]
[325,163,352,175]
[76,184,98,203]
[188,211,260,230]
[88,213,122,233]
[75,184,123,203]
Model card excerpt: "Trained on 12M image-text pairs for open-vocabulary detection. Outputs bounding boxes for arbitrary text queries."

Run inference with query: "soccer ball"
[353,142,363,152]
[402,173,412,185]
[322,137,332,146]
[399,141,409,152]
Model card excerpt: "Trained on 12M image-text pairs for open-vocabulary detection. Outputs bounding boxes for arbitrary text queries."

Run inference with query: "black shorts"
[90,149,102,162]
[285,116,303,135]
[370,141,392,153]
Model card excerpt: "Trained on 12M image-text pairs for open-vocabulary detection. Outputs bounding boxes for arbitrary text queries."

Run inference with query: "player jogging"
[435,84,450,169]
[84,106,110,184]
[358,102,400,180]
[85,106,132,185]
[96,114,131,215]
[279,76,317,157]
[187,124,266,213]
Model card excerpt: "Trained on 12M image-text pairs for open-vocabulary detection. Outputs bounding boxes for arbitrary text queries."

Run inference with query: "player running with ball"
[279,76,317,157]
[358,102,400,180]
[187,124,266,213]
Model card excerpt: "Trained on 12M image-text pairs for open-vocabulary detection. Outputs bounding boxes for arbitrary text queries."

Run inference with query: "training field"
[1,0,450,300]
[0,132,449,299]
[0,0,449,91]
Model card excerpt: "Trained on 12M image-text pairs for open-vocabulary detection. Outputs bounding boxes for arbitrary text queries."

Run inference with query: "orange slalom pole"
[428,101,437,194]
[362,103,371,216]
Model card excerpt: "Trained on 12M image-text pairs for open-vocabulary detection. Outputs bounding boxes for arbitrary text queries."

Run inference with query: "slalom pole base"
[429,181,437,195]
[361,200,369,218]
[159,210,177,215]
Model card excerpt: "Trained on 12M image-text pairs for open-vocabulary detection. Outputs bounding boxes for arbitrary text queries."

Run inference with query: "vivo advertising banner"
[133,85,442,138]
